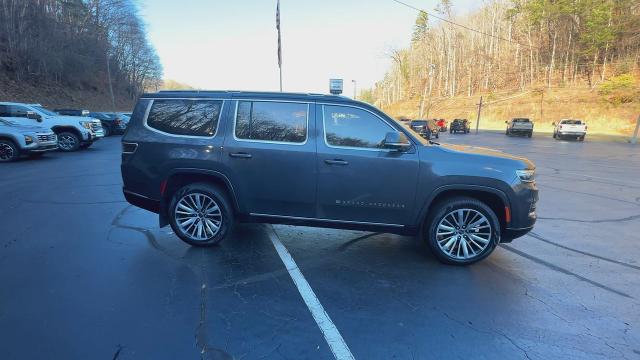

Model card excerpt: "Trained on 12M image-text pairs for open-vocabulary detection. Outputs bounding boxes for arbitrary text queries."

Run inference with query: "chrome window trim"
[250,213,405,227]
[232,99,310,146]
[143,98,226,139]
[320,103,414,152]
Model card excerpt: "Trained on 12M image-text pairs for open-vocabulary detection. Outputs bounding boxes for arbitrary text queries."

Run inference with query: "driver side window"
[323,105,394,149]
[7,105,30,117]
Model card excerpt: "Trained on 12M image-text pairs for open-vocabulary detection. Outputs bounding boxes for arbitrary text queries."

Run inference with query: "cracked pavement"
[0,133,639,359]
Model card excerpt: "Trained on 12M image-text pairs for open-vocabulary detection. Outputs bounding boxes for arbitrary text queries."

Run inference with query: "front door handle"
[324,159,349,166]
[229,152,252,159]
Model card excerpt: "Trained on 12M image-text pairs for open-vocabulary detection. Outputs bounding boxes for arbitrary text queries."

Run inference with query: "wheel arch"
[0,135,19,145]
[419,185,510,232]
[159,168,240,227]
[51,126,82,138]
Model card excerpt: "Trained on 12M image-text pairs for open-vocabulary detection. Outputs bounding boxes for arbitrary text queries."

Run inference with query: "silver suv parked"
[0,102,104,151]
[0,118,58,162]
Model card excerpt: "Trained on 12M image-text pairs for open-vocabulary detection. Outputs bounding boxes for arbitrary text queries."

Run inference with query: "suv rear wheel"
[425,197,500,265]
[168,183,233,247]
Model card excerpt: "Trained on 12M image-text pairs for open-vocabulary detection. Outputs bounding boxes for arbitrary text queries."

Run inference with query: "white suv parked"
[0,102,104,151]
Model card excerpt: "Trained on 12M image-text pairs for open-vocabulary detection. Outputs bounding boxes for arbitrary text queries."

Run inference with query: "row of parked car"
[505,118,588,141]
[405,118,471,140]
[0,101,131,162]
[403,116,587,142]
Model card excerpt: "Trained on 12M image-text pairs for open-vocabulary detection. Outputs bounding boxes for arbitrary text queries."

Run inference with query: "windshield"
[513,118,530,122]
[561,120,583,125]
[410,120,427,126]
[32,106,58,116]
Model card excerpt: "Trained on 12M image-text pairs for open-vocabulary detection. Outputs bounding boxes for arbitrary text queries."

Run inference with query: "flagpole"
[279,63,283,93]
[276,0,283,92]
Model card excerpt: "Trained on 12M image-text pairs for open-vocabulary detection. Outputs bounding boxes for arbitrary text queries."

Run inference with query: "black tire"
[168,182,234,247]
[424,197,501,265]
[553,132,557,139]
[579,135,585,141]
[505,128,510,136]
[450,130,453,134]
[0,140,19,162]
[527,131,532,138]
[57,132,81,152]
[80,142,93,149]
[435,132,439,139]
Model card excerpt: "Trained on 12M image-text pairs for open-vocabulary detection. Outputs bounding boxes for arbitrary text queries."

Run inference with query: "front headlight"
[516,169,535,183]
[79,121,92,130]
[24,135,34,145]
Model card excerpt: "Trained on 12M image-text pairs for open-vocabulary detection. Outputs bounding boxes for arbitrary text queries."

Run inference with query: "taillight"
[122,142,138,154]
[559,125,563,130]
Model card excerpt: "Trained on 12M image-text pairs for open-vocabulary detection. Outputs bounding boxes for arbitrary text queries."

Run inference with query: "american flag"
[276,0,282,67]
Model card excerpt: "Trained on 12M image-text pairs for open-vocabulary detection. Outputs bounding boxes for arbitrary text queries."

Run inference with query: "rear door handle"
[324,159,349,166]
[229,152,252,159]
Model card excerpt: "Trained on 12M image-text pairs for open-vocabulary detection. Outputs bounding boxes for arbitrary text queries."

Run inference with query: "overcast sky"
[140,0,479,95]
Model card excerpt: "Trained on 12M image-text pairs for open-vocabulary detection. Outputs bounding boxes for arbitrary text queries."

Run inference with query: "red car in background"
[436,118,447,132]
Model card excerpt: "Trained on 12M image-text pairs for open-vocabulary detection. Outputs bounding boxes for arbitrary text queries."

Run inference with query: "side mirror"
[26,111,42,122]
[383,131,411,151]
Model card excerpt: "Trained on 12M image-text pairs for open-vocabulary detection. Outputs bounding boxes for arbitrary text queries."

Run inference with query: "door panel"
[316,104,420,225]
[222,100,316,217]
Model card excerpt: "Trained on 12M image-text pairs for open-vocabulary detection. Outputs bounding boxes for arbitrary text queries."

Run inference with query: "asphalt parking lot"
[1,132,639,359]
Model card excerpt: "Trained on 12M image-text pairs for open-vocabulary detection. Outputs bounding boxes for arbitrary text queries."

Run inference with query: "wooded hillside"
[369,0,639,133]
[0,0,162,110]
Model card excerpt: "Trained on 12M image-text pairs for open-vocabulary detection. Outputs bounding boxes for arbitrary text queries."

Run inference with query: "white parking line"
[267,226,356,360]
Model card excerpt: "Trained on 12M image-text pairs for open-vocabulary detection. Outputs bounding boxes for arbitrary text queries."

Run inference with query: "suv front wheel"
[57,132,81,152]
[168,183,233,247]
[425,197,500,265]
[0,140,18,162]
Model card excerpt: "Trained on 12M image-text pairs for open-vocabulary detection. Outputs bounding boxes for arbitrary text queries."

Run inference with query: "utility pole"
[475,96,483,134]
[419,64,435,119]
[539,90,544,122]
[631,114,640,145]
[351,79,357,99]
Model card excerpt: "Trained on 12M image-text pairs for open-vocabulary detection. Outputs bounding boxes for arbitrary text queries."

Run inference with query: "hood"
[439,143,535,169]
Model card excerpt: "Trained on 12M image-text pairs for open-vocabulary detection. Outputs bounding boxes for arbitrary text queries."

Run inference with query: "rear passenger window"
[235,101,307,143]
[147,99,222,137]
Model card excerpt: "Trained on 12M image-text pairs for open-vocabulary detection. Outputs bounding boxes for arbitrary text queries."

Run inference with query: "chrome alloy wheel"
[58,134,77,151]
[174,193,222,241]
[435,208,492,260]
[0,143,15,161]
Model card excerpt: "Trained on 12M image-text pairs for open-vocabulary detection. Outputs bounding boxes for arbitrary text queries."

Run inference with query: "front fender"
[415,183,511,226]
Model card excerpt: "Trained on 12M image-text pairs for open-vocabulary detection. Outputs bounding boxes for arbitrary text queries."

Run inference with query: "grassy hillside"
[0,75,135,112]
[382,86,640,136]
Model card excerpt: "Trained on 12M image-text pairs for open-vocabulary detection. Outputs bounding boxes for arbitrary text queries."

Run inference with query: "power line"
[391,0,538,50]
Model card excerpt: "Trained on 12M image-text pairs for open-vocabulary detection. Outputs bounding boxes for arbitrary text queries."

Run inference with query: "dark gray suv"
[121,91,538,265]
